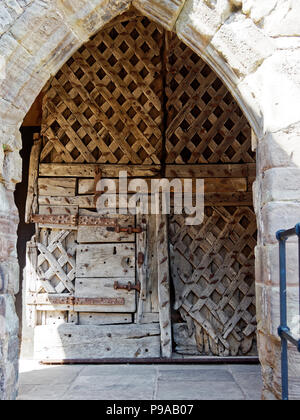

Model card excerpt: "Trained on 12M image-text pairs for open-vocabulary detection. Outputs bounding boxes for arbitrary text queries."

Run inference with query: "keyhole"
[113,246,117,255]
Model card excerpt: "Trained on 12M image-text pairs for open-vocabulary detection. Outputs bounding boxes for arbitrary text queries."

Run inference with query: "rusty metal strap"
[31,214,145,233]
[29,295,125,306]
[31,214,117,227]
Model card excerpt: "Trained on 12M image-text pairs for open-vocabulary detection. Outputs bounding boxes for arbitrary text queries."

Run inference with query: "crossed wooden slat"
[165,33,254,165]
[169,206,257,356]
[36,230,76,294]
[40,10,164,165]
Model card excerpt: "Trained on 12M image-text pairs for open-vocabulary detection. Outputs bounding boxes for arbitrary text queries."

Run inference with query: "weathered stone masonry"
[0,0,300,399]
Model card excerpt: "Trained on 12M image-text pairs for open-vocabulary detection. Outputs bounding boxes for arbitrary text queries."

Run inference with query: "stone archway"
[0,0,300,400]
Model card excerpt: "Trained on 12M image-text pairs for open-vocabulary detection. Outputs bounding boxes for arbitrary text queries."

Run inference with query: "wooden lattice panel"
[169,206,257,356]
[165,34,255,164]
[40,11,164,164]
[36,230,76,294]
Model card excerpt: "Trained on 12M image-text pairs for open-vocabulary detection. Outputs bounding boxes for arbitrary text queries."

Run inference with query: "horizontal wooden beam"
[78,177,247,195]
[165,164,256,178]
[39,164,162,178]
[39,163,256,179]
[39,192,253,208]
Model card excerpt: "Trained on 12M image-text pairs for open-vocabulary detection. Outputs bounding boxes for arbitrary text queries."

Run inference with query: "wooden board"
[25,136,42,223]
[38,178,76,196]
[79,313,132,325]
[76,244,136,278]
[165,164,256,179]
[40,164,162,178]
[79,177,247,194]
[74,277,136,313]
[156,213,172,358]
[34,324,161,360]
[39,191,254,209]
[77,211,135,243]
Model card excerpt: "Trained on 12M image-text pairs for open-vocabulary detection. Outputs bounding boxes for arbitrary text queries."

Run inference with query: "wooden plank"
[39,192,253,209]
[39,164,162,178]
[136,207,148,323]
[27,292,74,311]
[79,177,247,195]
[74,277,136,313]
[39,311,67,326]
[39,195,95,208]
[135,313,159,324]
[79,313,132,325]
[156,213,172,358]
[165,164,254,179]
[38,178,76,197]
[204,192,253,206]
[25,136,42,223]
[25,240,39,327]
[34,324,161,360]
[76,244,136,278]
[77,210,135,243]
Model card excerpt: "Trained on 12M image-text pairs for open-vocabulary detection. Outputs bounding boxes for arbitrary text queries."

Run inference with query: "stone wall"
[0,0,299,399]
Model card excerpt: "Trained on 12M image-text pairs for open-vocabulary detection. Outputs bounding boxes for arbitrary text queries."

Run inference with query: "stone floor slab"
[17,361,262,400]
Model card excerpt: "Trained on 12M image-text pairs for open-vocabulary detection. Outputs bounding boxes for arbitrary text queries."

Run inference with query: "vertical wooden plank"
[25,239,38,327]
[136,212,147,324]
[156,213,172,358]
[25,134,42,223]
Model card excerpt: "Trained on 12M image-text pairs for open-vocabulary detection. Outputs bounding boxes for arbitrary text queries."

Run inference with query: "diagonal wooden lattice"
[40,11,164,164]
[36,230,76,294]
[169,206,257,356]
[165,34,255,164]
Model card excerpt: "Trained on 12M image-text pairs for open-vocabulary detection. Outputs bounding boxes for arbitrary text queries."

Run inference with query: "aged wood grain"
[79,313,132,325]
[74,277,136,313]
[34,324,161,360]
[76,244,136,278]
[77,210,135,243]
[38,177,76,197]
[156,213,172,358]
[25,135,42,223]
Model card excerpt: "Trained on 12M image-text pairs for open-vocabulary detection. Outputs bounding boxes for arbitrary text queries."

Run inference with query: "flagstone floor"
[17,360,262,400]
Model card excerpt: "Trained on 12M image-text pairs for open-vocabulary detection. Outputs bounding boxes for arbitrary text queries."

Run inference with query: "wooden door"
[24,8,257,361]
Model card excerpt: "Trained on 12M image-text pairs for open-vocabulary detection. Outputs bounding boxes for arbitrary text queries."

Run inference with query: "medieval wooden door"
[24,9,257,362]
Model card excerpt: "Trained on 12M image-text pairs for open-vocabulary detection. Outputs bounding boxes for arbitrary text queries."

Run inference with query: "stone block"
[0,0,24,37]
[255,243,299,287]
[211,14,275,78]
[258,331,300,400]
[244,50,300,133]
[10,0,80,77]
[261,202,300,244]
[56,0,131,41]
[176,0,231,45]
[256,284,299,338]
[0,257,20,295]
[263,0,300,37]
[257,122,300,172]
[261,168,300,205]
[134,0,186,31]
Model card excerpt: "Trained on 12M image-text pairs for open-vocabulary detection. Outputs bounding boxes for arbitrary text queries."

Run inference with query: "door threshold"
[40,355,259,365]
